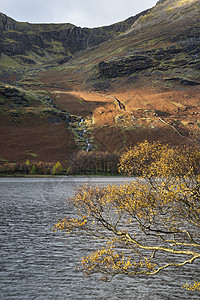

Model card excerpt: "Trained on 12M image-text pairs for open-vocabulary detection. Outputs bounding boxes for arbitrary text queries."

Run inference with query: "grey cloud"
[0,0,158,27]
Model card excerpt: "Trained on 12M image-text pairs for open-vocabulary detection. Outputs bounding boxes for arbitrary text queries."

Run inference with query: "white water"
[79,118,91,151]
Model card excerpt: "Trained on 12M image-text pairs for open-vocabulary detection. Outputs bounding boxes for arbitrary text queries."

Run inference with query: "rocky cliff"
[0,10,149,63]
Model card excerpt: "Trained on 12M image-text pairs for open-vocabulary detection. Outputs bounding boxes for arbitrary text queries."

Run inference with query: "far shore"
[0,174,130,178]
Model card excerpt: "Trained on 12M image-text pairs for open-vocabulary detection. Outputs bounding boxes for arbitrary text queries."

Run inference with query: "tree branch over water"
[54,141,200,288]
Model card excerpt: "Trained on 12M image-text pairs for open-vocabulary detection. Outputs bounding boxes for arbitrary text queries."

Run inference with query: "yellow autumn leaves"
[80,243,156,279]
[183,281,200,291]
[119,140,200,179]
[54,141,200,285]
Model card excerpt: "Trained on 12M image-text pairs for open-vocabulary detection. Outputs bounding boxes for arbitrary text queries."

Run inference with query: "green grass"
[0,53,21,67]
[26,152,38,157]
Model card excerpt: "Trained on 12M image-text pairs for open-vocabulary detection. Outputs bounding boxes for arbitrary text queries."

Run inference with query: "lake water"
[0,177,199,300]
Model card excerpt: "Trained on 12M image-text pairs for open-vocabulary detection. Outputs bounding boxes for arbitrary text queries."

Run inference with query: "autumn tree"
[54,141,200,286]
[30,165,37,175]
[52,161,63,175]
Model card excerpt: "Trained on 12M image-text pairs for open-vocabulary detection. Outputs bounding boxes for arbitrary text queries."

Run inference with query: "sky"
[0,0,158,28]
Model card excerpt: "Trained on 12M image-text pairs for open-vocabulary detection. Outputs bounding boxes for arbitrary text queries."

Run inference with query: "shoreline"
[0,174,129,178]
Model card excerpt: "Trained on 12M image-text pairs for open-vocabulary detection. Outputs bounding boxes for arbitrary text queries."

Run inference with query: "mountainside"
[0,0,199,170]
[68,0,200,88]
[0,10,148,65]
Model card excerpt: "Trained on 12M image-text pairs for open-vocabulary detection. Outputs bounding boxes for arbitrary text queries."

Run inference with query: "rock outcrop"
[0,85,29,106]
[98,55,158,78]
[98,42,200,79]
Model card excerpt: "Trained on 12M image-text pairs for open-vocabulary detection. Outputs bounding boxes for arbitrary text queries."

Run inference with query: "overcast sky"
[0,0,158,28]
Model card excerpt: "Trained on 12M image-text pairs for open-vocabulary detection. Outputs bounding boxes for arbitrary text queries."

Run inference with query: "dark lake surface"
[0,177,199,300]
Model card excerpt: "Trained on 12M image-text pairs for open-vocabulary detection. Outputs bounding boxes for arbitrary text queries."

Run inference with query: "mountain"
[0,10,148,64]
[0,0,199,170]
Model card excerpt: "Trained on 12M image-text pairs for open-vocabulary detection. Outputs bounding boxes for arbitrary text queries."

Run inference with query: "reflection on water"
[0,177,199,300]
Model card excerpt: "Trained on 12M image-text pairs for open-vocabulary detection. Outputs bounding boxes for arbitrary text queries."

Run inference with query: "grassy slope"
[0,84,76,165]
